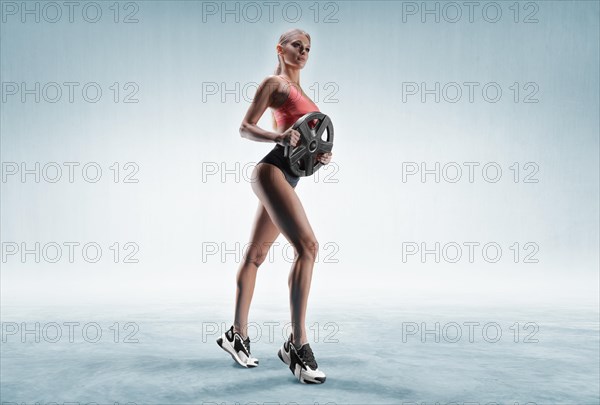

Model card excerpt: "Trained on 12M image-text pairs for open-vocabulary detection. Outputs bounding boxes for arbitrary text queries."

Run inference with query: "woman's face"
[278,34,310,69]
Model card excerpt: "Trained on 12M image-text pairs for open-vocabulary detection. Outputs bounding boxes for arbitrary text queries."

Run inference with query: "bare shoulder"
[253,75,282,96]
[258,75,288,107]
[260,75,287,90]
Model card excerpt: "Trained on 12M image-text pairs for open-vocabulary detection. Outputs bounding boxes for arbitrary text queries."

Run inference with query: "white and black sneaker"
[278,333,326,384]
[216,325,258,368]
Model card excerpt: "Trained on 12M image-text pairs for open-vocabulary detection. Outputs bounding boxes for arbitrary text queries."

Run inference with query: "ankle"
[233,325,248,339]
[292,336,307,349]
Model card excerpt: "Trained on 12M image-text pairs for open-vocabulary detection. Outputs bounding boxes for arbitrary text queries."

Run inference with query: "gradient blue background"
[1,1,598,403]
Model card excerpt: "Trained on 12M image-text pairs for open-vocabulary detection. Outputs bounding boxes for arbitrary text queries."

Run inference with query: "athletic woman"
[216,28,332,384]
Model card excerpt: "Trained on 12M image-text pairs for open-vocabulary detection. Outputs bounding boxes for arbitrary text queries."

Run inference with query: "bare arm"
[239,76,282,144]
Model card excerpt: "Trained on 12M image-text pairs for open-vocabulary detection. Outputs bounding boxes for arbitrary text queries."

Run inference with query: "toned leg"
[251,163,318,348]
[234,200,280,339]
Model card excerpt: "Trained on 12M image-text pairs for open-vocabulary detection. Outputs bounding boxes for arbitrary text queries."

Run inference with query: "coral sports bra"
[273,75,320,130]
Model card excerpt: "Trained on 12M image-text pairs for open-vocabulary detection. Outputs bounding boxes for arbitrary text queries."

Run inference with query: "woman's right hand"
[277,127,301,148]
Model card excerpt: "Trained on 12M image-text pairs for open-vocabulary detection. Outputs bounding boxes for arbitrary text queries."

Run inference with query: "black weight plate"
[284,112,334,177]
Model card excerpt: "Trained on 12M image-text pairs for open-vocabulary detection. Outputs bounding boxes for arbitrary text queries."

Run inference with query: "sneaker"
[216,325,259,368]
[277,333,326,384]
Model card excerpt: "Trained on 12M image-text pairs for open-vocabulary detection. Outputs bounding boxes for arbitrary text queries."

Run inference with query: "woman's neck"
[280,69,300,85]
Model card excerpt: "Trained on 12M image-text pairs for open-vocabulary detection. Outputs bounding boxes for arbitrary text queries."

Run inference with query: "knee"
[294,237,319,262]
[242,242,269,268]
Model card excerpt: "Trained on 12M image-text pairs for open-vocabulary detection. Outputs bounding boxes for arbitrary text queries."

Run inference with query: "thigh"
[251,163,316,249]
[244,201,281,265]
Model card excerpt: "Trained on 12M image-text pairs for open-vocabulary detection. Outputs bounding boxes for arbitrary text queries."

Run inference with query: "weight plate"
[284,112,334,177]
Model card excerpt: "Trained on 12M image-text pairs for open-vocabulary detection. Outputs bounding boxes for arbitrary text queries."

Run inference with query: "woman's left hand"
[316,152,333,165]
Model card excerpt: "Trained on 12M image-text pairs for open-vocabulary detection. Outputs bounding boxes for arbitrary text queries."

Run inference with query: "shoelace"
[297,344,317,369]
[241,336,251,354]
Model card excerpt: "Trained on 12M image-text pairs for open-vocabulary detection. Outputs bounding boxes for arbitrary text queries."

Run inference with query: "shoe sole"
[217,336,258,368]
[278,346,326,384]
